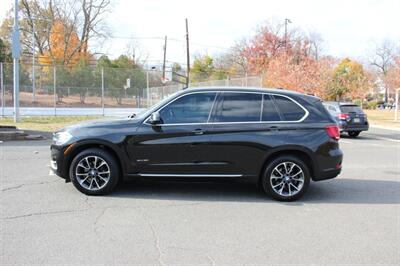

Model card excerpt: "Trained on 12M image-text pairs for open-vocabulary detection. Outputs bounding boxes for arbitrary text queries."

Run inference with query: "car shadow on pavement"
[111,178,400,205]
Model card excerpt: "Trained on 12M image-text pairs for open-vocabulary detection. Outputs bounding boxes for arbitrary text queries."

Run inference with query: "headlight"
[53,132,73,145]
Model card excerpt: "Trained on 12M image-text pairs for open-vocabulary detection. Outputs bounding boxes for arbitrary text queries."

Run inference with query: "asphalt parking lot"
[1,127,399,265]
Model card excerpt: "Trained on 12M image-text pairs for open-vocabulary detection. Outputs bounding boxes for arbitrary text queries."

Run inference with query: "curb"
[0,129,46,141]
[370,124,400,132]
[0,125,17,130]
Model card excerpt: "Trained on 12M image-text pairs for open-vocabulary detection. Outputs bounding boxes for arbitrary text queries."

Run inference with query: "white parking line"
[371,143,388,147]
[340,140,353,144]
[374,137,400,143]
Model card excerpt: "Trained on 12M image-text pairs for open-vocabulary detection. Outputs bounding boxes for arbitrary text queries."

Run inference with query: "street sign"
[12,27,20,58]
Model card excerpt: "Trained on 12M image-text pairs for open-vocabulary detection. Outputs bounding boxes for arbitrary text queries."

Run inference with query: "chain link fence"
[0,62,261,116]
[147,76,262,106]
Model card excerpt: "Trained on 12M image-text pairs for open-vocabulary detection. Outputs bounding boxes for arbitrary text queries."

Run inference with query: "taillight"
[338,113,350,120]
[325,125,340,140]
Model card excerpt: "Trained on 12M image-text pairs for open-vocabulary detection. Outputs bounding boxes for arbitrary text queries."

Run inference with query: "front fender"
[64,139,127,177]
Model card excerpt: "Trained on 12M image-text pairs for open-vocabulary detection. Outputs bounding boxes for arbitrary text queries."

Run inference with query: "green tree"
[328,58,369,100]
[70,59,95,103]
[190,55,228,83]
[95,55,146,105]
[0,38,12,63]
[191,55,213,82]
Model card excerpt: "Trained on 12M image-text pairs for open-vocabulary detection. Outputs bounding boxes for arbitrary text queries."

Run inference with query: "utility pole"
[162,35,167,80]
[284,18,292,49]
[1,63,4,117]
[395,88,400,122]
[32,21,36,103]
[12,0,20,122]
[185,18,190,88]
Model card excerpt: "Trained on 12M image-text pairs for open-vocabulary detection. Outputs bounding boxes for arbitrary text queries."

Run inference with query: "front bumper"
[50,144,69,180]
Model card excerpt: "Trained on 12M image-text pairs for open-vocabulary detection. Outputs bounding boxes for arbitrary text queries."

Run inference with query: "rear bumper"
[341,122,369,132]
[313,168,341,181]
[313,147,343,181]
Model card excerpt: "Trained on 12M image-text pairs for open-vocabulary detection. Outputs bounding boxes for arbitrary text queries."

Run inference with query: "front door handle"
[194,129,204,135]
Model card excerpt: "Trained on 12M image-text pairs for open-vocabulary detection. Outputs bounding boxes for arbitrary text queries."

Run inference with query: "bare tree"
[0,0,111,64]
[79,0,111,55]
[308,31,324,60]
[370,40,396,102]
[215,39,249,76]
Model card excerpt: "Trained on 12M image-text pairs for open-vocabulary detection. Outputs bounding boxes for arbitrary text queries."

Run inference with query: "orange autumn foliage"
[39,20,90,66]
[386,57,400,90]
[243,24,337,99]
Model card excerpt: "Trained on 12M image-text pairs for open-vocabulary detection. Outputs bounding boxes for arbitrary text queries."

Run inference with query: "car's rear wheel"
[262,156,310,201]
[69,148,120,195]
[348,131,360,137]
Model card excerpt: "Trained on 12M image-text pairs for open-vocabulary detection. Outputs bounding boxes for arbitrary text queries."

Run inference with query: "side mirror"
[150,112,161,124]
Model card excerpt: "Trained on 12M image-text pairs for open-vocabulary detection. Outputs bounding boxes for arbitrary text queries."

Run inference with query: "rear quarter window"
[273,95,306,121]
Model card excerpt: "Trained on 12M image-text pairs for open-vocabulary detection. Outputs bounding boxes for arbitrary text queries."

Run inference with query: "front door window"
[159,93,217,124]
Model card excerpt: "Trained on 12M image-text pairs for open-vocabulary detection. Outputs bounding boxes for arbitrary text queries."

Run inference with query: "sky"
[1,0,399,68]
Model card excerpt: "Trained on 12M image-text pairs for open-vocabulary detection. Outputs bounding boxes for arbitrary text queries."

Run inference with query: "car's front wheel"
[69,148,120,195]
[262,156,310,201]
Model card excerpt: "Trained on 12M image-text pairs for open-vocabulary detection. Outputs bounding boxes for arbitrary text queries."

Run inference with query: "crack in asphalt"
[93,207,111,238]
[2,208,91,220]
[2,201,203,222]
[1,180,59,192]
[135,208,165,266]
[206,254,217,266]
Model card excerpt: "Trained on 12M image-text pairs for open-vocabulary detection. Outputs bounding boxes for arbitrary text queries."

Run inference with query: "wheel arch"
[258,146,316,184]
[64,140,125,181]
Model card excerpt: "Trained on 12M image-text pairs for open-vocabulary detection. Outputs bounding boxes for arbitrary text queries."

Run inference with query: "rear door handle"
[194,129,204,135]
[270,126,279,131]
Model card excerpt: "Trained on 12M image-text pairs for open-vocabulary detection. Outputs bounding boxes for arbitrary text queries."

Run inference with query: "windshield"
[131,91,182,119]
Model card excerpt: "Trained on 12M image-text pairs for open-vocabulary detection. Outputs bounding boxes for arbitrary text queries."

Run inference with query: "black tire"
[348,131,360,138]
[261,156,310,201]
[69,148,120,195]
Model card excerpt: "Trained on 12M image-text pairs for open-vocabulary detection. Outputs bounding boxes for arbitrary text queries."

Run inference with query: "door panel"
[205,92,270,176]
[128,123,214,174]
[206,123,277,176]
[126,92,218,175]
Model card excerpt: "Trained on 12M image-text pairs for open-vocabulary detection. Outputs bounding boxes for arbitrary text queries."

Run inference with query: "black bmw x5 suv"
[51,87,343,201]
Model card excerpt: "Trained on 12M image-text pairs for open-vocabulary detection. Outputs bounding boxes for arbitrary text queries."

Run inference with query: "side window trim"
[144,90,309,125]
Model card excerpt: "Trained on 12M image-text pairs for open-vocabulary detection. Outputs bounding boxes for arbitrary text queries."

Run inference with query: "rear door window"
[214,92,262,122]
[340,105,363,113]
[273,95,306,121]
[262,94,282,121]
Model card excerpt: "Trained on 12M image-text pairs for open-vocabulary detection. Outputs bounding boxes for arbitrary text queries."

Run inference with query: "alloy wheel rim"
[75,156,110,191]
[270,162,304,197]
